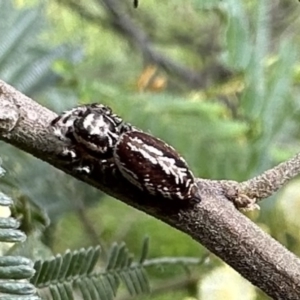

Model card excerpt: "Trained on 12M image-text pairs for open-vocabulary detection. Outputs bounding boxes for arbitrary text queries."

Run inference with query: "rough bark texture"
[1,80,300,299]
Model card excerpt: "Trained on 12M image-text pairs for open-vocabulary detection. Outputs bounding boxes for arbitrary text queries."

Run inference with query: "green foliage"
[31,240,203,300]
[0,0,80,97]
[224,0,251,69]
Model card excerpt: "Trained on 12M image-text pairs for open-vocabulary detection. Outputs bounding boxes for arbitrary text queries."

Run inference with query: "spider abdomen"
[114,131,197,201]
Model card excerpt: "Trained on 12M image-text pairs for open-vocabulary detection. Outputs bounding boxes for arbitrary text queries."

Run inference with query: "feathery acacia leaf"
[139,236,149,264]
[0,165,38,298]
[32,243,152,299]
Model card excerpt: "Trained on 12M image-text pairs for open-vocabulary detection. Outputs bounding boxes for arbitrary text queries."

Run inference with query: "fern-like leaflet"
[32,242,150,300]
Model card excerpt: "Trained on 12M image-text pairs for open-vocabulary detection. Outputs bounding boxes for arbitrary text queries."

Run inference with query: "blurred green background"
[1,0,300,299]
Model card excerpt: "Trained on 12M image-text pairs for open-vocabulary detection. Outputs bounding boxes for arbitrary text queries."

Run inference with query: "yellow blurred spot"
[137,65,167,92]
[212,77,244,97]
[278,180,300,235]
[198,264,256,300]
[265,55,278,67]
[13,0,38,8]
[0,206,13,255]
[0,206,11,218]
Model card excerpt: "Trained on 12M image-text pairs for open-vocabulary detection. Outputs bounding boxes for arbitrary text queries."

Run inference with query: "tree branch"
[1,80,300,298]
